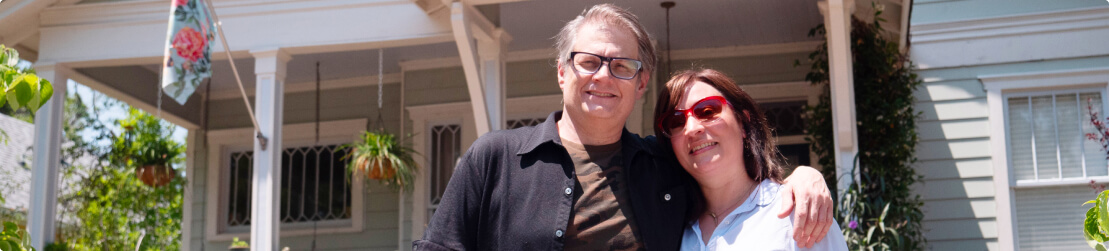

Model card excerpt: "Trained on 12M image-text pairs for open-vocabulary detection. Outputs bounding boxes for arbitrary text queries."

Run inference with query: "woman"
[654,69,848,250]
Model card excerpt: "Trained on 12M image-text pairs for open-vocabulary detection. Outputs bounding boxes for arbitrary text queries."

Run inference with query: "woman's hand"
[777,166,833,248]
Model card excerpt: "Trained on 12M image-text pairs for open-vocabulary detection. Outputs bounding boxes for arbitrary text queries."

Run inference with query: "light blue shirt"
[680,179,849,251]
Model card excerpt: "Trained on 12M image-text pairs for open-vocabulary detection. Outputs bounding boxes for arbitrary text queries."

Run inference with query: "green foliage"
[42,94,185,251]
[339,130,418,192]
[230,237,248,248]
[798,5,926,251]
[0,221,33,251]
[0,45,53,114]
[1085,190,1109,250]
[109,108,184,167]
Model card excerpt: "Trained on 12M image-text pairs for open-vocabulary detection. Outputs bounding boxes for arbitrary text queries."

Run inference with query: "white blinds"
[1007,91,1107,182]
[1015,185,1094,250]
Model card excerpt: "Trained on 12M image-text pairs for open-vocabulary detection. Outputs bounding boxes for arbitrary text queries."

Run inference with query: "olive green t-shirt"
[561,137,644,251]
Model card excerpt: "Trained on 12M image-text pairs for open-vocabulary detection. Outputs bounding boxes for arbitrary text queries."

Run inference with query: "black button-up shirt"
[414,111,691,250]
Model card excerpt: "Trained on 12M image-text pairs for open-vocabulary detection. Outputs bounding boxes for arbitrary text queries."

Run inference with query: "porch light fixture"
[661,1,675,79]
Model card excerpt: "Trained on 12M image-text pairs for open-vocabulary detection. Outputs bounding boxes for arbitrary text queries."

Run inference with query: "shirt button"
[664,193,671,201]
[565,187,572,195]
[555,229,564,237]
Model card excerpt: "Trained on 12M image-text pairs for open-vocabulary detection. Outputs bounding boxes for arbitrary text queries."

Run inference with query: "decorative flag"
[161,0,216,105]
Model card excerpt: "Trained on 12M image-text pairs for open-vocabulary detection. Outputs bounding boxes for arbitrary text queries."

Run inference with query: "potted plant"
[110,108,184,187]
[229,237,249,251]
[340,130,418,192]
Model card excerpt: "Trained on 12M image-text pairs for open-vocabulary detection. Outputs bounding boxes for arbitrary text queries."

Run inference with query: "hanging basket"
[135,164,176,187]
[341,130,418,192]
[355,157,397,181]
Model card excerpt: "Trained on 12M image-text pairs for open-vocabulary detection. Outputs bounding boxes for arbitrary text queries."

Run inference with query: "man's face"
[557,22,649,126]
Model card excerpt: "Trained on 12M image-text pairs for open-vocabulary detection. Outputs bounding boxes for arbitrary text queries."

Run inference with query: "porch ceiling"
[501,0,827,51]
[61,0,906,129]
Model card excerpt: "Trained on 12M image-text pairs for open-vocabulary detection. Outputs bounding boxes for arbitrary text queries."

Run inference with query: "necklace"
[706,182,759,225]
[707,195,744,225]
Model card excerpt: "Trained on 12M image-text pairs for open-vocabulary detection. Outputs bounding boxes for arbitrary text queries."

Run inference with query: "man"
[414,4,831,250]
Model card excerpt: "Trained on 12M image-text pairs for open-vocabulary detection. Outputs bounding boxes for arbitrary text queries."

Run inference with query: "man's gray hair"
[554,4,657,75]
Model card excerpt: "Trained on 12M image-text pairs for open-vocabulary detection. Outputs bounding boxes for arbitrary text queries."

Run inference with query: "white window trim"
[204,119,367,241]
[981,67,1109,251]
[407,94,563,240]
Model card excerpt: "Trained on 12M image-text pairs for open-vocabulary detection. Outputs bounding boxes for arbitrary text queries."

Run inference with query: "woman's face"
[668,81,748,182]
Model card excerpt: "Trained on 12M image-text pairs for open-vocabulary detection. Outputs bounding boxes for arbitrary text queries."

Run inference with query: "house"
[909,0,1109,250]
[5,0,1104,250]
[0,114,34,223]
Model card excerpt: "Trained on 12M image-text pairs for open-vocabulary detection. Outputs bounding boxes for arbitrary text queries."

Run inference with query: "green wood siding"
[912,0,1105,24]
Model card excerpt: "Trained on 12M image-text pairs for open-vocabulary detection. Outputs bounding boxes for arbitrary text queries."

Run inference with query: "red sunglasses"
[657,96,730,137]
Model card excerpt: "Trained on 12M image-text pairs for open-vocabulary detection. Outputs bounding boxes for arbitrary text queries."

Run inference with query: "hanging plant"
[109,108,184,187]
[340,130,418,192]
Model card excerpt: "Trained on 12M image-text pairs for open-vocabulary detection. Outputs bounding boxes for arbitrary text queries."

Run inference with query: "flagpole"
[201,0,268,150]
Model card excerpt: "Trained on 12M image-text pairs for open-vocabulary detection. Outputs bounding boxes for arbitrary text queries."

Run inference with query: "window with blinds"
[1006,89,1109,250]
[1006,91,1108,183]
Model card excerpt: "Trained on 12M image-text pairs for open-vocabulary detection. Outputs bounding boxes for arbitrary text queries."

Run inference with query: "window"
[205,119,367,240]
[1006,91,1107,183]
[507,118,545,129]
[225,145,353,230]
[428,124,461,216]
[761,100,811,172]
[982,69,1109,250]
[1003,89,1108,250]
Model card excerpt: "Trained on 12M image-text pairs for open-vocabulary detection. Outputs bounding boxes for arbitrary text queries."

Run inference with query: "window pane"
[226,145,352,227]
[1082,93,1108,177]
[1015,185,1094,250]
[1056,94,1083,178]
[763,101,807,136]
[1032,95,1059,180]
[777,144,810,176]
[1009,97,1035,181]
[430,125,462,206]
[507,118,545,129]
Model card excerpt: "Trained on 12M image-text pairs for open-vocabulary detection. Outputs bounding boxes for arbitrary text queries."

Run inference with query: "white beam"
[0,28,36,47]
[819,0,858,194]
[478,29,509,132]
[249,48,290,251]
[463,0,529,5]
[452,2,512,134]
[28,62,68,251]
[37,0,453,64]
[451,2,491,135]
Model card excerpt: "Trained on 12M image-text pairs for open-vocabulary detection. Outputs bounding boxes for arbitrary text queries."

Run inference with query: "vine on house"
[798,5,926,251]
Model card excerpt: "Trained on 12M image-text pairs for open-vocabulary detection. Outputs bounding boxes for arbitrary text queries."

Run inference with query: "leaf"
[1099,191,1109,235]
[30,78,52,113]
[1089,206,1109,250]
[6,75,32,110]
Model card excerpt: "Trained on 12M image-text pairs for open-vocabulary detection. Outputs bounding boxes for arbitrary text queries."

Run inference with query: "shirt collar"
[724,179,780,222]
[517,111,656,157]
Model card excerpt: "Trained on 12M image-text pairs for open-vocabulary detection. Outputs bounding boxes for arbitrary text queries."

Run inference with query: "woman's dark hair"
[652,68,785,221]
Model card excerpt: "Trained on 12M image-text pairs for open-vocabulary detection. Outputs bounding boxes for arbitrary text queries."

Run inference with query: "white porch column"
[250,48,290,251]
[451,2,509,135]
[28,62,67,250]
[181,129,201,251]
[819,0,859,194]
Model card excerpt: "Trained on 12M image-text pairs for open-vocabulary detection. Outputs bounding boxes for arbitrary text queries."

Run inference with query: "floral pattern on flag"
[161,0,215,105]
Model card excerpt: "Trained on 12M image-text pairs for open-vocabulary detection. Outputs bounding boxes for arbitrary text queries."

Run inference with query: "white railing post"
[250,48,290,251]
[28,62,67,250]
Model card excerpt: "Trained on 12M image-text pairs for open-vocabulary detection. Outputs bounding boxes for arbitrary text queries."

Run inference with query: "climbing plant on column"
[797,6,926,251]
